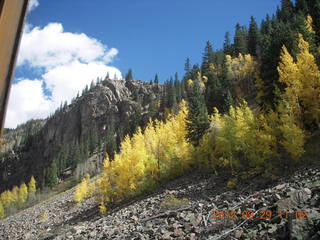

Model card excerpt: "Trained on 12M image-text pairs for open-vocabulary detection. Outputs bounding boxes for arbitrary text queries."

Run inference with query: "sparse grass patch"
[38,210,49,223]
[160,196,189,210]
[227,178,237,189]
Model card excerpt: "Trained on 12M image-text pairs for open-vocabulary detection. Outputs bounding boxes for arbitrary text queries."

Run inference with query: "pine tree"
[234,23,248,56]
[167,77,177,109]
[201,41,215,76]
[295,0,309,13]
[248,16,261,56]
[154,74,159,84]
[46,160,58,188]
[186,73,210,146]
[280,0,294,22]
[223,32,232,54]
[105,126,117,159]
[174,73,182,102]
[183,58,191,81]
[125,69,133,81]
[308,0,320,42]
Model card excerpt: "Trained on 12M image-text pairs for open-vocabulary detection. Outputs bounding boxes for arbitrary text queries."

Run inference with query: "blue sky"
[24,0,280,81]
[6,0,281,128]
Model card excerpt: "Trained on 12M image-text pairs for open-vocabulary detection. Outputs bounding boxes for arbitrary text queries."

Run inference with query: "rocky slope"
[1,164,319,240]
[0,79,163,192]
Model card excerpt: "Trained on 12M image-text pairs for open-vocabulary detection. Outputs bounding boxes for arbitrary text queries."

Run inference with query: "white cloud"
[6,80,53,128]
[27,0,39,13]
[5,22,122,128]
[17,23,116,68]
[43,60,122,105]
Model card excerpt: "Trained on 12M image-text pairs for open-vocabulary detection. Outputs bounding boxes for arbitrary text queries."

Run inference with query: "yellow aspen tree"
[0,190,13,209]
[11,186,19,206]
[277,45,301,118]
[142,120,159,181]
[278,104,305,160]
[0,201,5,219]
[214,106,238,172]
[74,177,88,203]
[18,183,28,205]
[296,34,320,127]
[98,155,114,204]
[28,176,36,194]
[306,15,315,34]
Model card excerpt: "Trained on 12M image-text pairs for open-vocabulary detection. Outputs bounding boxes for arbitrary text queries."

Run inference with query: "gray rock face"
[0,79,163,191]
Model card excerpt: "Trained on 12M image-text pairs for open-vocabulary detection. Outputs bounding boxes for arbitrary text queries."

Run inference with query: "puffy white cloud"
[27,0,39,13]
[17,23,117,68]
[5,22,122,128]
[43,60,122,105]
[5,80,53,128]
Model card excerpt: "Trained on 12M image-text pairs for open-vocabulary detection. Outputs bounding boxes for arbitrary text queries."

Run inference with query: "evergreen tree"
[295,0,309,13]
[223,32,232,54]
[280,0,294,22]
[248,16,261,56]
[105,126,117,159]
[184,58,191,80]
[154,74,159,84]
[89,130,98,154]
[125,69,133,81]
[233,23,248,56]
[186,73,210,146]
[167,77,177,110]
[46,160,58,188]
[105,72,110,80]
[259,20,297,109]
[174,72,182,102]
[201,41,215,76]
[308,0,320,43]
[90,80,95,89]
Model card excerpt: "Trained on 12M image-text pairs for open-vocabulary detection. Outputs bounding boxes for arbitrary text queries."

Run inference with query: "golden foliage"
[28,176,36,194]
[278,34,320,127]
[18,184,28,205]
[74,177,88,203]
[212,102,276,170]
[97,101,192,208]
[99,203,107,215]
[226,53,258,83]
[306,15,315,34]
[187,79,193,86]
[0,202,5,219]
[278,104,305,159]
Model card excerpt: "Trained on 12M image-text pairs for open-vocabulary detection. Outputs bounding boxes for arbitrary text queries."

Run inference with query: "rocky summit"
[1,164,319,240]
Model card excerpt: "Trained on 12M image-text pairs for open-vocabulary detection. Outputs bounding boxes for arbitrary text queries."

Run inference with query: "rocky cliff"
[0,79,163,192]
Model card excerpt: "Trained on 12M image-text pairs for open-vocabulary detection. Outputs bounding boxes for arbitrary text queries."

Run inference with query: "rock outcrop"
[0,79,163,192]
